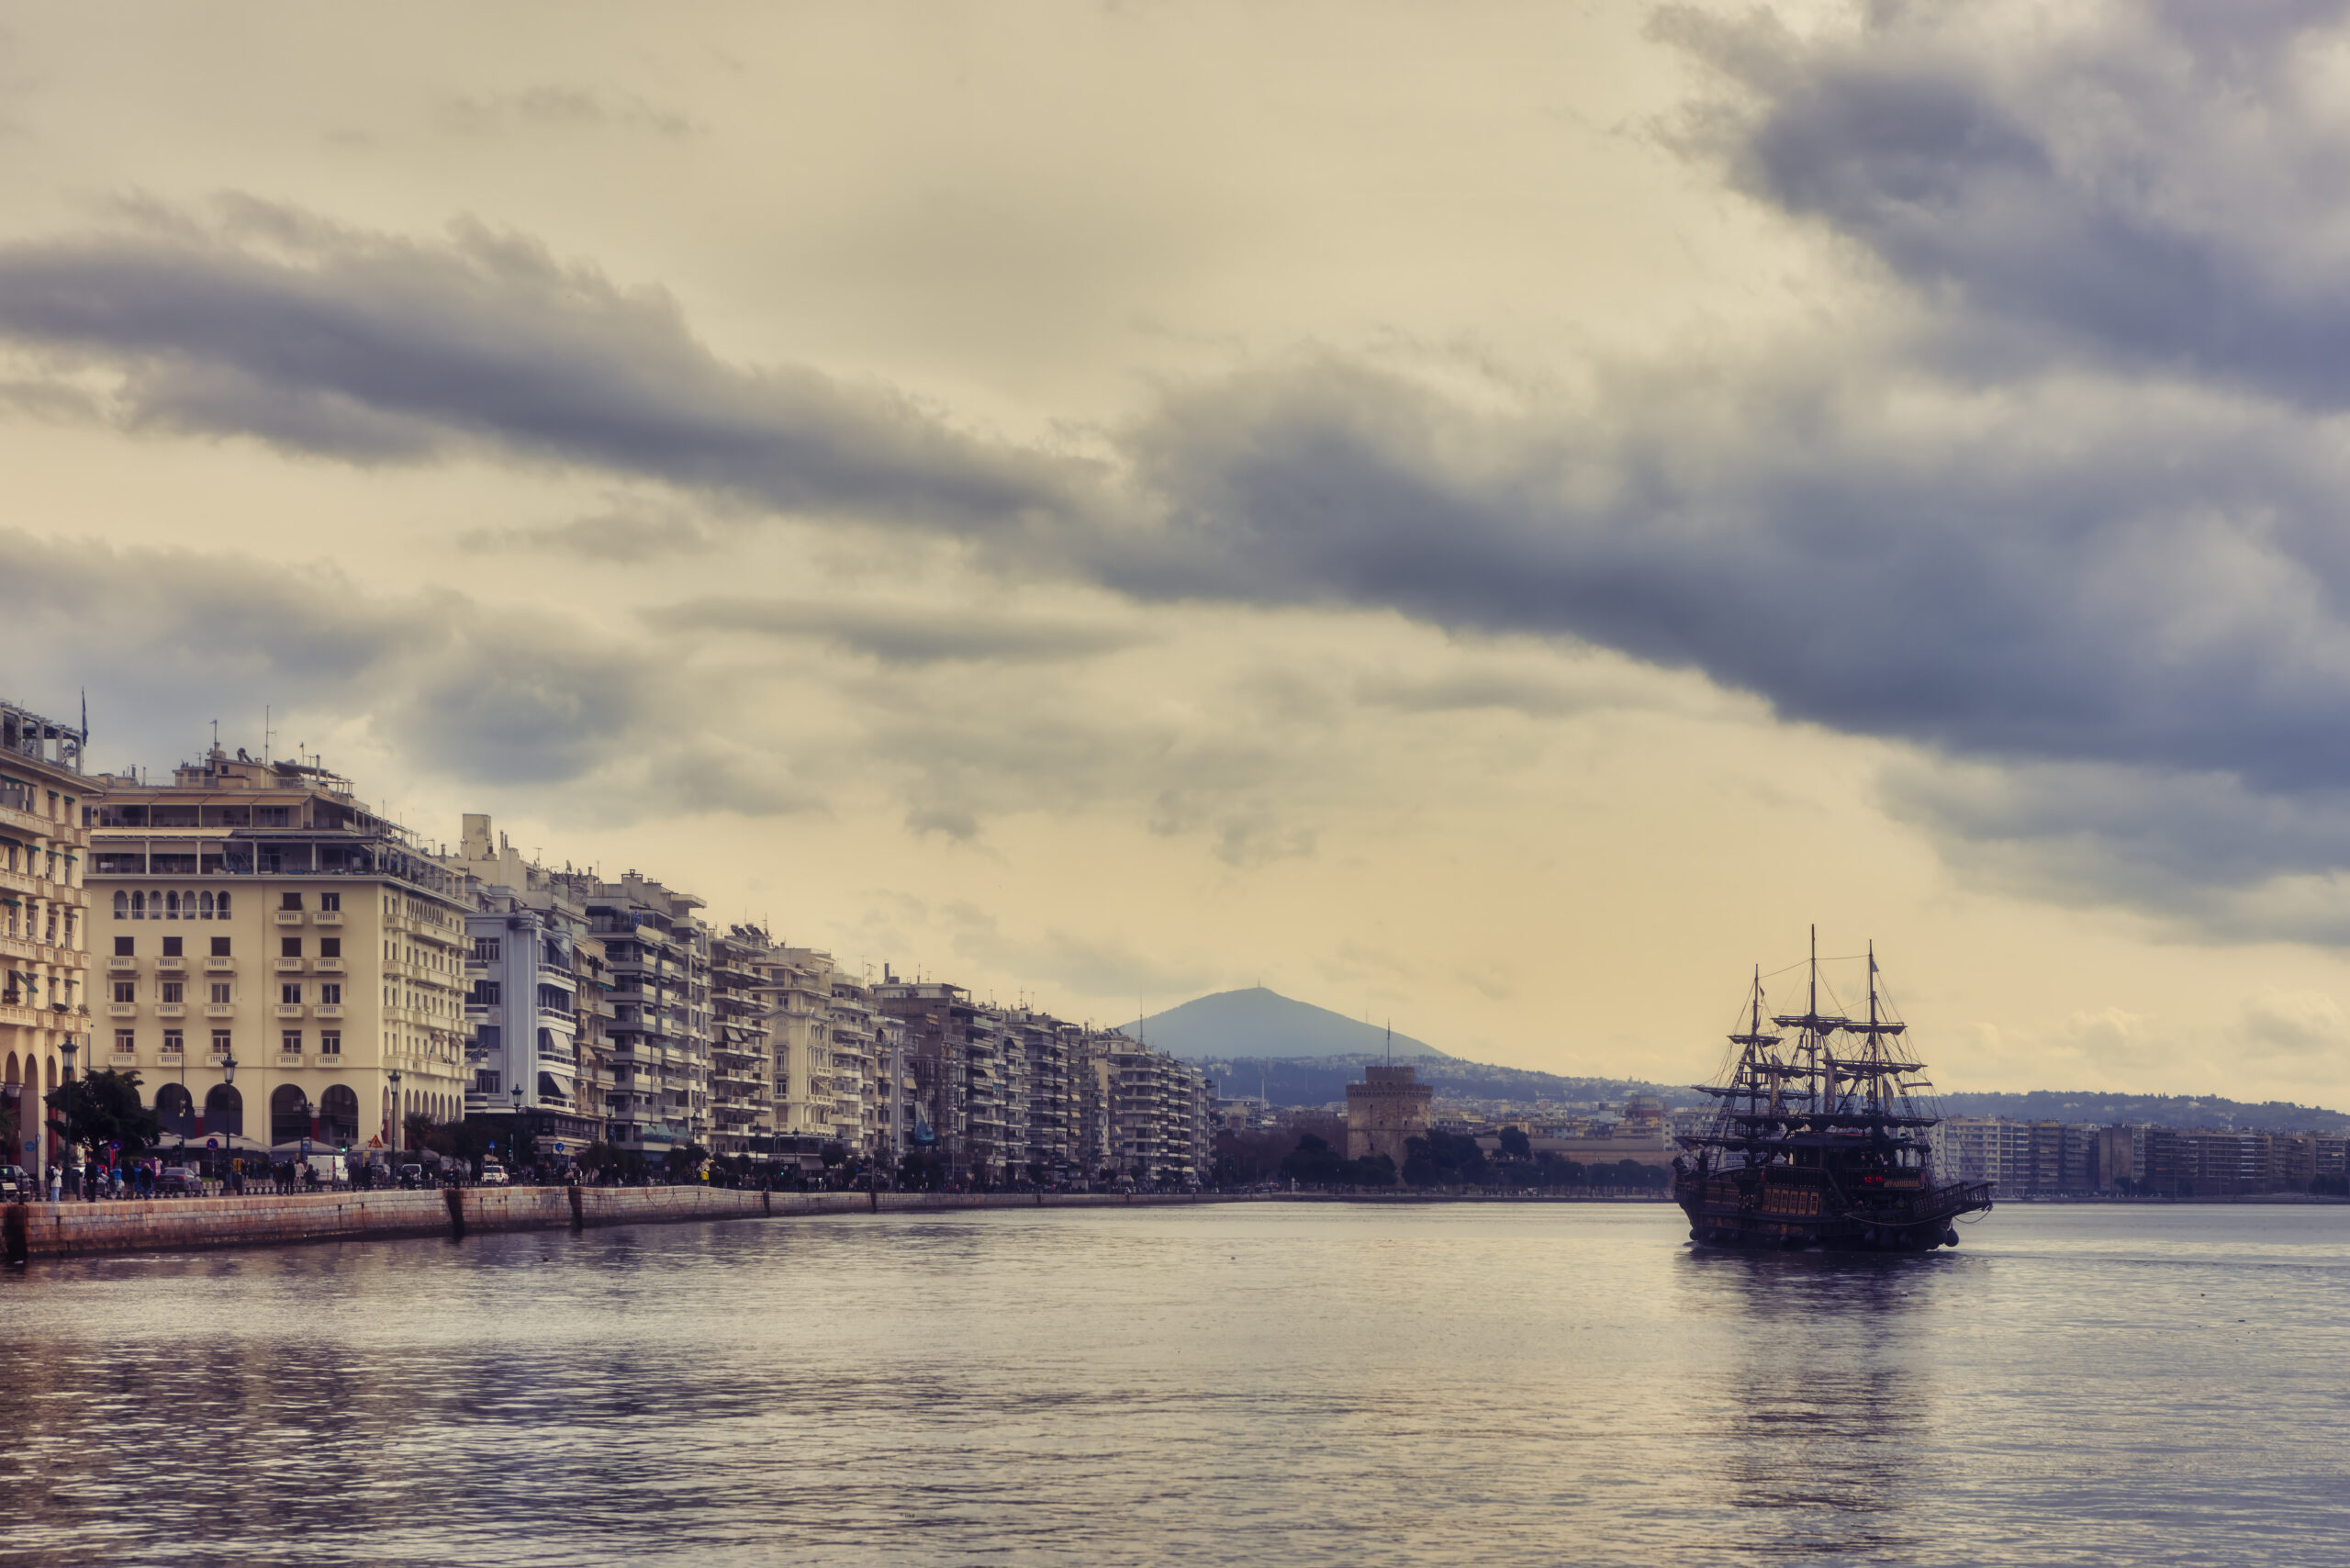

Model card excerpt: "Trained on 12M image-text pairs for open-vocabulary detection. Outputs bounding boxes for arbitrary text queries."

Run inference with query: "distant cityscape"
[13,689,2349,1203]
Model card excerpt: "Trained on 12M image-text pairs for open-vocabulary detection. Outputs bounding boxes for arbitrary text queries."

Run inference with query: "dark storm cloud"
[0,201,1086,530]
[643,596,1148,666]
[1653,0,2350,406]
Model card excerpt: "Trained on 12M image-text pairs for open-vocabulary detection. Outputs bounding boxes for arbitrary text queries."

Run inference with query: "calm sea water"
[1,1202,2345,1566]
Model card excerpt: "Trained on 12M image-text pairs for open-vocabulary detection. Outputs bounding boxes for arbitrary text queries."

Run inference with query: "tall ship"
[1673,931,1992,1251]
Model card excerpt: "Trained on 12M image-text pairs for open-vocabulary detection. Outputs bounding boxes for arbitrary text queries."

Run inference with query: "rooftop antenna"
[263,704,274,766]
[1385,1018,1393,1068]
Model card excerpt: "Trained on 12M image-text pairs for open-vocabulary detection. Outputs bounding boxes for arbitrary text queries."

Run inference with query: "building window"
[115,1029,134,1054]
[217,891,231,919]
[112,891,128,920]
[319,891,341,912]
[112,980,135,1003]
[320,983,341,1005]
[282,1030,302,1056]
[320,937,341,958]
[130,890,144,920]
[320,1030,341,1056]
[472,980,500,1005]
[199,890,215,920]
[164,890,180,920]
[476,1070,501,1095]
[114,935,133,957]
[162,1029,183,1057]
[210,982,231,1004]
[161,981,184,1003]
[211,936,231,957]
[474,937,501,963]
[281,891,302,911]
[281,936,302,958]
[211,1030,232,1055]
[281,982,302,1005]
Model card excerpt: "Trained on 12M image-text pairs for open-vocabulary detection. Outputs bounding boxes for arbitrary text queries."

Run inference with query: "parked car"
[0,1164,30,1201]
[397,1163,425,1189]
[156,1166,203,1196]
[477,1160,509,1188]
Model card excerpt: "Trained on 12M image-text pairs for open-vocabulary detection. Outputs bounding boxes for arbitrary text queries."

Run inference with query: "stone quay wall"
[0,1186,1229,1260]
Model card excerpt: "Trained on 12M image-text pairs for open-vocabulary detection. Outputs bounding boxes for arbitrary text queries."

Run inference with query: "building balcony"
[107,1002,137,1018]
[313,909,343,926]
[205,957,236,972]
[106,954,136,973]
[275,957,305,973]
[155,1002,186,1019]
[316,1003,342,1020]
[315,957,342,973]
[274,910,304,925]
[156,955,185,972]
[274,1004,304,1021]
[204,1003,236,1019]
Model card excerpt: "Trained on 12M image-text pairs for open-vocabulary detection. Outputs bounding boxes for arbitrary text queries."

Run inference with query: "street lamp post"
[218,1050,237,1195]
[386,1068,403,1177]
[510,1082,525,1182]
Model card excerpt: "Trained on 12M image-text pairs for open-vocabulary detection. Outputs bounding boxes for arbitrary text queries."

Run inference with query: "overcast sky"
[9,0,2350,1099]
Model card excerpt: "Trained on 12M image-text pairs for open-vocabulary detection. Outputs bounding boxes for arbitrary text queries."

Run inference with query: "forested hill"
[1204,1056,1686,1108]
[1934,1091,2350,1135]
[1211,1058,2350,1133]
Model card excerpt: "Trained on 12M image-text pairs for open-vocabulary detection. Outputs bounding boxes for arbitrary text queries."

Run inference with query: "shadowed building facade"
[1347,1063,1432,1167]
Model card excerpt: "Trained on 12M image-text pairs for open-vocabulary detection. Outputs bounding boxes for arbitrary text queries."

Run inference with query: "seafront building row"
[2,702,1211,1189]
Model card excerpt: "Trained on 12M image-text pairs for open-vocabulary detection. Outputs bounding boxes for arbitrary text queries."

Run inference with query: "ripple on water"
[2,1204,2347,1566]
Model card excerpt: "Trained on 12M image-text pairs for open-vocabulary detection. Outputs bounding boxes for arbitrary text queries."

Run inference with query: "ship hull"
[1674,1176,1994,1252]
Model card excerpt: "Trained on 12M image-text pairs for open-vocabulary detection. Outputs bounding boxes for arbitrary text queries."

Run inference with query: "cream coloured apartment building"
[86,746,470,1153]
[2,696,92,1181]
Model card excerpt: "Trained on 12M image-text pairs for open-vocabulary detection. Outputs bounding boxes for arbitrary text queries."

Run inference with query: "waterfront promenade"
[0,1185,1672,1261]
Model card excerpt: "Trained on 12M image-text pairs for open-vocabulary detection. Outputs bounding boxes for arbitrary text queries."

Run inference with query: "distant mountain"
[1120,987,1453,1062]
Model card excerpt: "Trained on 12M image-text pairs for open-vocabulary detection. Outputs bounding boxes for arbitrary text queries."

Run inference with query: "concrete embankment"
[0,1186,1232,1260]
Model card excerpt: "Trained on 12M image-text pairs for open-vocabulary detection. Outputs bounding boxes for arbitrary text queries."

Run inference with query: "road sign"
[301,1138,312,1157]
[206,1137,219,1151]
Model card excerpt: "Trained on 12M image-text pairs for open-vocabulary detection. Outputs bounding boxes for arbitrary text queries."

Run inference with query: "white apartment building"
[441,815,600,1164]
[588,873,710,1159]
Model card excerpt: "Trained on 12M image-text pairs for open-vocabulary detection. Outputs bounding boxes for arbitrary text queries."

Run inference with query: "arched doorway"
[319,1085,359,1148]
[155,1082,196,1137]
[271,1085,310,1146]
[203,1083,242,1136]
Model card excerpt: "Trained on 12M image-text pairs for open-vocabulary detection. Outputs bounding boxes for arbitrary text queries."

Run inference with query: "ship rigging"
[1673,929,1993,1251]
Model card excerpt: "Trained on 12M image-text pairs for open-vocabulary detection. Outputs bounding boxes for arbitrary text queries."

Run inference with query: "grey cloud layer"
[0,203,1085,529]
[14,2,2350,935]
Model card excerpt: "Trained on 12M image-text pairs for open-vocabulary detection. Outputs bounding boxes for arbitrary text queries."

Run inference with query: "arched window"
[165,890,180,920]
[320,1085,359,1147]
[217,891,232,920]
[200,890,215,920]
[130,890,144,920]
[113,891,128,920]
[202,1083,242,1136]
[155,1082,196,1136]
[271,1084,309,1145]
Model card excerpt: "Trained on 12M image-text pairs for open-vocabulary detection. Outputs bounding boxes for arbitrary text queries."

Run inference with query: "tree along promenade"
[0,1185,1669,1261]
